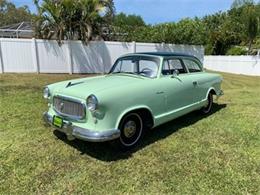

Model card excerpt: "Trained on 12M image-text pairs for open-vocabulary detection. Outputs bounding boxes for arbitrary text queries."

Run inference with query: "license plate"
[53,116,63,128]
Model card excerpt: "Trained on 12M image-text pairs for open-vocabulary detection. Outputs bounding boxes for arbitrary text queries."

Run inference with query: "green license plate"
[53,116,63,128]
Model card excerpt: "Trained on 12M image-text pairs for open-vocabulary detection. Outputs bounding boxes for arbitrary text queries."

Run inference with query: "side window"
[162,59,187,75]
[139,60,158,78]
[183,59,202,73]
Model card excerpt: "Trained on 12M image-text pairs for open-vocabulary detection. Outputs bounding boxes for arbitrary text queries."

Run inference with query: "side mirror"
[171,69,179,78]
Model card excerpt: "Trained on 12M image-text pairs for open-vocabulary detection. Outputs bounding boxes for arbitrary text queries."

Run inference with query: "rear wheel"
[117,113,144,150]
[201,93,213,114]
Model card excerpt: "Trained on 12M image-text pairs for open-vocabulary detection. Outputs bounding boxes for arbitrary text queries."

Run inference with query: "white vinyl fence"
[0,38,204,74]
[204,55,260,76]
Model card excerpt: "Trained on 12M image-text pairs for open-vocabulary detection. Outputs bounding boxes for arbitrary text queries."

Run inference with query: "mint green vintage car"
[43,52,223,149]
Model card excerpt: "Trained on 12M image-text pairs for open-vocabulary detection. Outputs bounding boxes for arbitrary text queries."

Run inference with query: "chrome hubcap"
[123,120,137,138]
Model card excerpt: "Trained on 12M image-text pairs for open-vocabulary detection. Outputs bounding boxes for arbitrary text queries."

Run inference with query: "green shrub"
[226,46,247,55]
[205,44,214,55]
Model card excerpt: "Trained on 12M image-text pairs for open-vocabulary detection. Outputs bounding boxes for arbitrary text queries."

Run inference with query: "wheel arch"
[116,106,155,130]
[205,87,217,99]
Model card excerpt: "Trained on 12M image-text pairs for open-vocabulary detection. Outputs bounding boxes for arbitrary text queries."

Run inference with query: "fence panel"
[71,41,102,73]
[105,41,133,71]
[36,40,69,73]
[0,38,205,74]
[0,39,34,72]
[204,56,260,76]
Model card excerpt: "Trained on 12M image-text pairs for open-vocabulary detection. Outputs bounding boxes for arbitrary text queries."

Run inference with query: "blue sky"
[12,0,234,24]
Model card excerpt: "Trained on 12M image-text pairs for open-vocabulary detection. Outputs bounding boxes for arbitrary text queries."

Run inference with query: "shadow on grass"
[53,103,227,162]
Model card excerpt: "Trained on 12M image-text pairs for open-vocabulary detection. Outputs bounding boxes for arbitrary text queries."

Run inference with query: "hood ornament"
[66,82,72,88]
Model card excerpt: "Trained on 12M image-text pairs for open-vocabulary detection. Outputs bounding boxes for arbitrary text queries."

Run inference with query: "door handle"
[156,91,164,94]
[193,81,198,85]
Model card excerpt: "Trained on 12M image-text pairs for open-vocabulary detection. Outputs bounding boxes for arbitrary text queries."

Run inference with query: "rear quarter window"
[162,59,187,75]
[183,59,202,73]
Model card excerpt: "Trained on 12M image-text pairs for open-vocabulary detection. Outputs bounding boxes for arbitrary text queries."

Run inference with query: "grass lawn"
[0,72,260,194]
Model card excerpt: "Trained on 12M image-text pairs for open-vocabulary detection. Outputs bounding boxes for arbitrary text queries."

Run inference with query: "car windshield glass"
[109,56,160,78]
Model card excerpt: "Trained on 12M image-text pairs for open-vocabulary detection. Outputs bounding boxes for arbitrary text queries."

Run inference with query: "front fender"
[115,105,155,129]
[205,87,217,100]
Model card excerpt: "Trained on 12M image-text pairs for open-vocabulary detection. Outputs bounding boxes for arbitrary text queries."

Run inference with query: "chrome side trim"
[154,99,207,120]
[43,112,120,142]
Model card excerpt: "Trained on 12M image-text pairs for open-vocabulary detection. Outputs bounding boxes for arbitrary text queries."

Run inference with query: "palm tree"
[33,0,114,45]
[243,5,259,54]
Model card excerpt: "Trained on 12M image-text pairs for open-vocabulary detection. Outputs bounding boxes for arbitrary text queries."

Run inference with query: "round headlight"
[43,87,50,99]
[87,95,98,111]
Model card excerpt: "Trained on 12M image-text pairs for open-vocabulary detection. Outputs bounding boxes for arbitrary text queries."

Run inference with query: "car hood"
[51,74,144,99]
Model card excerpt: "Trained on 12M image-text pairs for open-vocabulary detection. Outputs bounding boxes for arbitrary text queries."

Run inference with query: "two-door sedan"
[43,52,223,149]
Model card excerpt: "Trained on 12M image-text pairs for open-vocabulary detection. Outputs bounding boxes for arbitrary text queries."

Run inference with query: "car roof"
[123,52,200,61]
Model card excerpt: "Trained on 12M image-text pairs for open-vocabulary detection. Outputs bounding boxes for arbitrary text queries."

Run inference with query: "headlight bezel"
[43,87,50,99]
[87,94,98,112]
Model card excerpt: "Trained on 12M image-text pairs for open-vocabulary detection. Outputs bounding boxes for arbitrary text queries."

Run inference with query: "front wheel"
[117,113,144,150]
[201,93,213,114]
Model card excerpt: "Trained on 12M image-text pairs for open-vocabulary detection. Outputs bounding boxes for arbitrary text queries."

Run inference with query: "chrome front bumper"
[216,90,224,101]
[43,112,120,142]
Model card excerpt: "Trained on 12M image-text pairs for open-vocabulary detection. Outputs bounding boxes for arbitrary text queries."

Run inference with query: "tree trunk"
[248,39,253,55]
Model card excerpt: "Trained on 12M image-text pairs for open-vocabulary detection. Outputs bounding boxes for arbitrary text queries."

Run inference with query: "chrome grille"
[53,96,85,119]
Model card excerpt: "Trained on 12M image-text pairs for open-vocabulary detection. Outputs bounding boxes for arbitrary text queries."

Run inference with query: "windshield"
[109,56,160,78]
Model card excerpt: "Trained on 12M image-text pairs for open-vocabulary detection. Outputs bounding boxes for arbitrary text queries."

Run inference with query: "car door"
[138,57,167,117]
[161,58,195,115]
[182,58,206,103]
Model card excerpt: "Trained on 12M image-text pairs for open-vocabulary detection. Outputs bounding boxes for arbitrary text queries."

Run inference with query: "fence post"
[102,42,106,74]
[31,38,39,73]
[0,38,4,73]
[67,41,73,74]
[132,41,136,53]
[161,42,166,52]
[201,45,205,63]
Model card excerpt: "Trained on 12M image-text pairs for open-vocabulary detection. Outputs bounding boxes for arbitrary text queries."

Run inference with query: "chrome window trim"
[53,95,86,121]
[109,55,161,78]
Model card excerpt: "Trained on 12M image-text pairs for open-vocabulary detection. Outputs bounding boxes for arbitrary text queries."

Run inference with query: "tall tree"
[231,0,254,8]
[113,13,145,27]
[242,5,259,53]
[109,12,146,41]
[0,0,32,27]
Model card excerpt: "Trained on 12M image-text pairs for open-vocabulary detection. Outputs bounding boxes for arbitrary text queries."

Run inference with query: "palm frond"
[34,0,115,44]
